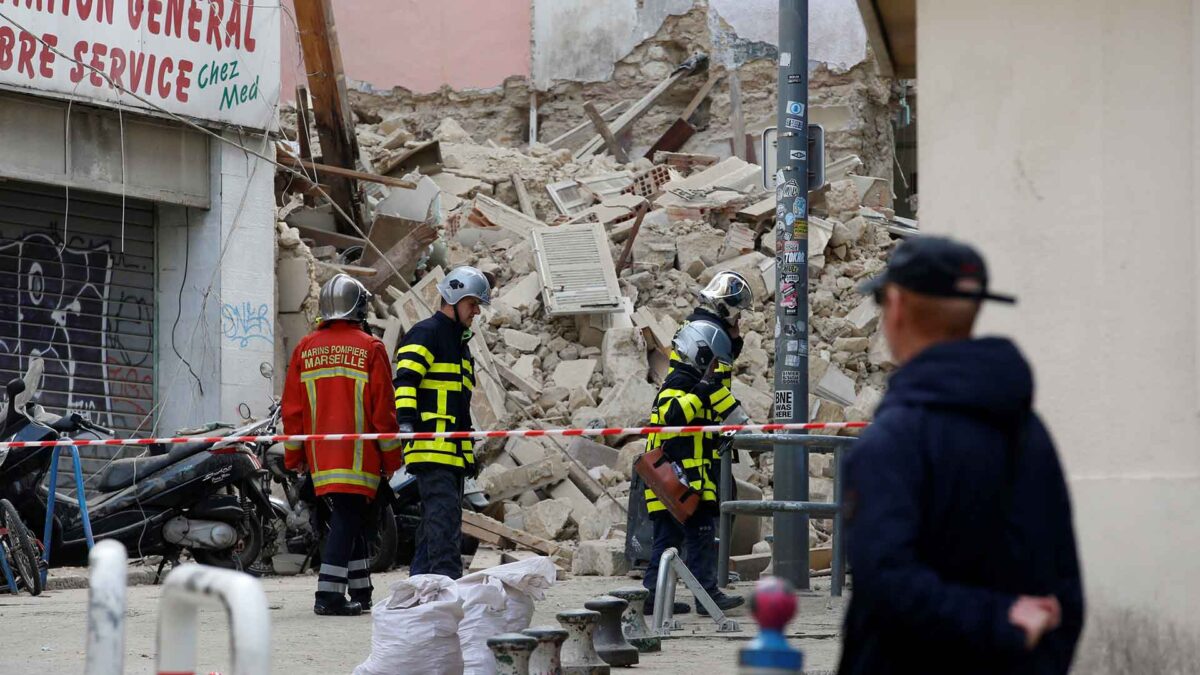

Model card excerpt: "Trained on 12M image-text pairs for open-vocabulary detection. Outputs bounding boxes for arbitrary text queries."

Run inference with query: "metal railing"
[717,433,854,596]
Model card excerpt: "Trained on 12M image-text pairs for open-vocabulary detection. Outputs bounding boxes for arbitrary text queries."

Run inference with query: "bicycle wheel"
[0,499,42,596]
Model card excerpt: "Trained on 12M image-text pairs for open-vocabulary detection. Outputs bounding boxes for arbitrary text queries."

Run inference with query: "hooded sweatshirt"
[838,337,1084,675]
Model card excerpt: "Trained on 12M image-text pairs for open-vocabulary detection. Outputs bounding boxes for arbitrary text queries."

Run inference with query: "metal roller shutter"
[0,181,156,441]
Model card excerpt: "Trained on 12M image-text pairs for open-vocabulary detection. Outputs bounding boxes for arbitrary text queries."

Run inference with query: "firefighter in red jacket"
[282,274,403,616]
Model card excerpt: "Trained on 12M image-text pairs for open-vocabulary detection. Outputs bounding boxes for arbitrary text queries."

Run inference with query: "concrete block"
[524,498,574,541]
[632,231,677,269]
[571,539,630,576]
[377,114,408,136]
[578,495,627,541]
[868,330,895,368]
[732,382,773,422]
[538,386,571,409]
[548,477,598,529]
[833,337,869,353]
[513,354,538,380]
[601,327,649,384]
[675,230,725,278]
[846,385,884,423]
[507,437,552,464]
[501,328,541,353]
[615,440,645,480]
[553,359,598,390]
[502,503,526,532]
[815,363,856,406]
[729,553,772,582]
[567,437,619,470]
[568,386,597,411]
[276,256,311,313]
[482,455,569,502]
[495,273,543,314]
[845,297,880,337]
[597,377,656,429]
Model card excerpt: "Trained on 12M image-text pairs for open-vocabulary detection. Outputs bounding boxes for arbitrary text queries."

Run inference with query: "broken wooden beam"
[644,72,720,158]
[292,0,363,233]
[576,53,709,159]
[729,70,747,161]
[361,223,437,293]
[615,202,649,273]
[511,173,537,218]
[461,510,559,557]
[278,152,418,190]
[584,101,630,164]
[548,100,630,150]
[292,224,365,251]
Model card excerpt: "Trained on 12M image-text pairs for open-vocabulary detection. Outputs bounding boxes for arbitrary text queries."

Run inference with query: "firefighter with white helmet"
[392,265,493,578]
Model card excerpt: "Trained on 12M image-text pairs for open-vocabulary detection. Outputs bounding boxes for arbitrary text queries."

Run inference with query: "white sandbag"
[459,556,557,632]
[457,576,509,675]
[353,574,465,675]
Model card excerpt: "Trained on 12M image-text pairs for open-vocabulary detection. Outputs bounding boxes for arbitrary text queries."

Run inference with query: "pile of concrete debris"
[274,111,911,577]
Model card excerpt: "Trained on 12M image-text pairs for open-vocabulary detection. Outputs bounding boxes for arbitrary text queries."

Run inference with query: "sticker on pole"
[786,101,805,116]
[774,390,795,420]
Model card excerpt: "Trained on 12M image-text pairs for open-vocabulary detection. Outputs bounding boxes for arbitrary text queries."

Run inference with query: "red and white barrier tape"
[0,421,867,449]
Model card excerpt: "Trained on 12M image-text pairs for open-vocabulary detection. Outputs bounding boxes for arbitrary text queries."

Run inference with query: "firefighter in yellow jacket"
[642,320,748,616]
[393,266,493,579]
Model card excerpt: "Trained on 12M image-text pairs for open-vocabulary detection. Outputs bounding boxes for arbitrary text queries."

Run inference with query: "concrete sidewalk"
[0,568,845,673]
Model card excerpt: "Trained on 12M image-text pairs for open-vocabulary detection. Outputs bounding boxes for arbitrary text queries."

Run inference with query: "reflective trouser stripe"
[348,578,372,589]
[318,581,347,593]
[347,559,370,572]
[320,563,348,577]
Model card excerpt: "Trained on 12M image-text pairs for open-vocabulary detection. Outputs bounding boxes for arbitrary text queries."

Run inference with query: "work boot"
[696,591,744,616]
[350,592,373,609]
[642,595,691,615]
[314,597,363,617]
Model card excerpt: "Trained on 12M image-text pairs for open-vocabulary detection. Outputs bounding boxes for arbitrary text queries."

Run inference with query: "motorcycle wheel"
[193,508,264,573]
[0,498,42,596]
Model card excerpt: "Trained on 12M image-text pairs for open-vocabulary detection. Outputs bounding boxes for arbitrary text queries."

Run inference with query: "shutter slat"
[531,223,623,316]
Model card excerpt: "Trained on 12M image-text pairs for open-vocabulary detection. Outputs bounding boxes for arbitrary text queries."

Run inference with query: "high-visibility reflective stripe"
[429,362,462,374]
[312,470,381,490]
[420,412,456,423]
[353,379,365,472]
[320,563,348,577]
[397,343,435,364]
[348,578,372,589]
[318,581,348,593]
[395,386,417,398]
[404,450,467,467]
[301,366,368,382]
[380,439,403,453]
[464,378,474,391]
[396,359,429,376]
[305,381,319,473]
[462,359,473,373]
[284,441,303,452]
[347,559,370,572]
[395,398,417,409]
[420,379,463,392]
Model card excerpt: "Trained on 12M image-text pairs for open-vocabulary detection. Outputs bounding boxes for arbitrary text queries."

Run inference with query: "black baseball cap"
[858,236,1016,304]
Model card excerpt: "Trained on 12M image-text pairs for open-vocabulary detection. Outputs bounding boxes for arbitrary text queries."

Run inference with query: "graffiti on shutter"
[531,222,623,316]
[0,183,156,437]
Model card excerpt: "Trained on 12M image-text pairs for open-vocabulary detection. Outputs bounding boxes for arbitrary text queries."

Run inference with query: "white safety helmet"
[700,270,754,323]
[672,320,734,372]
[437,266,493,306]
[318,274,371,322]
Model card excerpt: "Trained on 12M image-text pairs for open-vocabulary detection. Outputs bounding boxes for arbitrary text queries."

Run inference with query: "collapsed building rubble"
[273,50,910,575]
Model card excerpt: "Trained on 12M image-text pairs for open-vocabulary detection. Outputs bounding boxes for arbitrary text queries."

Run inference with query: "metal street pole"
[772,0,810,590]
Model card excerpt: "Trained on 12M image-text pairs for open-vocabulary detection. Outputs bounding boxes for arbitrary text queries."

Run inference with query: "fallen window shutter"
[532,223,623,315]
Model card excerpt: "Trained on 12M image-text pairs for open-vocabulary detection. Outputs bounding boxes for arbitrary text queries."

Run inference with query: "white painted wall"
[919,0,1200,639]
[709,0,867,70]
[156,132,277,433]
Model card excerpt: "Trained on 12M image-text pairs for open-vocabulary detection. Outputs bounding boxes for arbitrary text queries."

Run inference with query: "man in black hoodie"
[838,237,1084,675]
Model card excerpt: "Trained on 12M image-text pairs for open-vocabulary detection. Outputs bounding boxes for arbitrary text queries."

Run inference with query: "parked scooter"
[0,360,272,571]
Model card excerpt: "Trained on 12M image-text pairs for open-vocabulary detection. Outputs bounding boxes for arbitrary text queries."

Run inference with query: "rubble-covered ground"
[276,46,907,569]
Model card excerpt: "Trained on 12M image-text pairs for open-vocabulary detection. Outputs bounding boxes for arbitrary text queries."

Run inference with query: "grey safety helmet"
[700,270,754,323]
[318,273,371,323]
[437,266,493,306]
[672,319,734,372]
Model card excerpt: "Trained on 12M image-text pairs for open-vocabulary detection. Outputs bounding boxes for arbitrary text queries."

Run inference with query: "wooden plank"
[278,152,418,190]
[615,203,648,273]
[461,511,559,556]
[643,73,720,159]
[317,262,378,278]
[584,101,630,164]
[293,223,364,251]
[468,547,505,573]
[547,100,630,150]
[501,550,539,565]
[469,195,542,238]
[361,223,438,293]
[292,0,363,233]
[462,519,507,548]
[576,54,707,159]
[511,173,537,218]
[729,70,747,161]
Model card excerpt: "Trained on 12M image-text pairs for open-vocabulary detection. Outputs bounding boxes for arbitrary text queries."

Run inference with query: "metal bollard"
[155,563,271,675]
[556,609,611,675]
[488,632,539,675]
[85,540,127,675]
[737,577,803,674]
[522,626,568,675]
[584,595,639,667]
[608,587,660,652]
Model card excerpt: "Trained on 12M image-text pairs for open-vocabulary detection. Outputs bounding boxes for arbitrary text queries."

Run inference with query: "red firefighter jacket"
[282,320,403,498]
